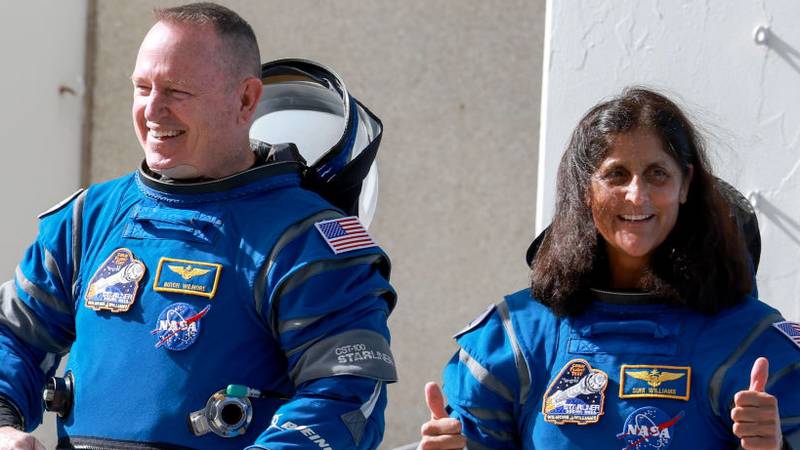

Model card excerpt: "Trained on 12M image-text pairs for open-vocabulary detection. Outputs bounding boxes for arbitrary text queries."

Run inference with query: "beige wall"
[90,1,544,446]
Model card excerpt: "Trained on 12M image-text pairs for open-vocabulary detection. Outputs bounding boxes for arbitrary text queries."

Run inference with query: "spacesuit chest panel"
[65,194,291,447]
[525,302,727,450]
[122,201,224,245]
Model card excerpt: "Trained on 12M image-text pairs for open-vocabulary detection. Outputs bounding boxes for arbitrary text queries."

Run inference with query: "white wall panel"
[540,0,800,318]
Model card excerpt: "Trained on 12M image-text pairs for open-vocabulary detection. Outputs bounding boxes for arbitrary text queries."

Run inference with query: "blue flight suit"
[443,288,800,449]
[0,157,397,449]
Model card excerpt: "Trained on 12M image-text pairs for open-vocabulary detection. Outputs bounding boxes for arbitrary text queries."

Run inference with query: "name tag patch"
[542,359,608,425]
[85,248,146,313]
[620,365,691,401]
[153,257,222,299]
[616,406,684,450]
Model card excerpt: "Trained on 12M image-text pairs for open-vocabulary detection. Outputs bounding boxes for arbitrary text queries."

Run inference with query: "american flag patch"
[315,217,376,254]
[773,321,800,349]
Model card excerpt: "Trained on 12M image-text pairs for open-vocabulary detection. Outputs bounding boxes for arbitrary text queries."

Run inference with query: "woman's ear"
[585,179,595,208]
[585,190,593,208]
[680,164,694,204]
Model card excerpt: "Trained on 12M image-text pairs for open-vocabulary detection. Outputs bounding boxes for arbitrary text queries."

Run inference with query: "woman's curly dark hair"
[531,87,752,316]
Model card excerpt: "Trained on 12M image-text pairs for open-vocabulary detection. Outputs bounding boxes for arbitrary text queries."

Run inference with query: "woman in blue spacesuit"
[418,88,799,450]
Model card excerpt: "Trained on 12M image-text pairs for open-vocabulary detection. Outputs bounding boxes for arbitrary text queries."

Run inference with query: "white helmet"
[249,59,383,227]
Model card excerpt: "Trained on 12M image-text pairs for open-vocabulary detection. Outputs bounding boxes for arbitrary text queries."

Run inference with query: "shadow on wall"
[759,27,800,76]
[750,191,800,247]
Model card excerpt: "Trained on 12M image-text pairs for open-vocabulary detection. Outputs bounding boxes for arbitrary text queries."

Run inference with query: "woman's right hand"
[419,382,466,450]
[0,426,45,450]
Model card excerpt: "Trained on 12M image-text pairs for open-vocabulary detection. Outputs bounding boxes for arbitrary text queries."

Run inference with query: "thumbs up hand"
[0,426,46,450]
[731,357,783,450]
[419,382,466,450]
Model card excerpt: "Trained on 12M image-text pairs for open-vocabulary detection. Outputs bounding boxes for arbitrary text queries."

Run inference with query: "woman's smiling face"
[589,129,693,274]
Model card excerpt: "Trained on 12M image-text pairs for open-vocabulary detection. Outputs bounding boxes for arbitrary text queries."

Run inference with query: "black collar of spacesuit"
[589,288,662,305]
[137,142,305,195]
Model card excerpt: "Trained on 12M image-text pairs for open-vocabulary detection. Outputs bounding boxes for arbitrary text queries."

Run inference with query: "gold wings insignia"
[168,265,212,281]
[627,370,655,383]
[626,369,685,387]
[656,371,686,384]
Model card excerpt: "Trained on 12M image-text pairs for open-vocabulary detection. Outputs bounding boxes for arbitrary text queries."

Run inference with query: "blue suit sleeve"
[711,309,800,446]
[442,303,526,449]
[0,195,80,430]
[249,217,396,449]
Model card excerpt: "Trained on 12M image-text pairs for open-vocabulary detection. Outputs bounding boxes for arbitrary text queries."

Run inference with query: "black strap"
[716,178,761,272]
[58,436,194,450]
[525,226,549,267]
[0,395,23,430]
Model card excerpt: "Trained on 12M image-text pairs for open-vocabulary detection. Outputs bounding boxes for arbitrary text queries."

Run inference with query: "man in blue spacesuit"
[0,3,396,449]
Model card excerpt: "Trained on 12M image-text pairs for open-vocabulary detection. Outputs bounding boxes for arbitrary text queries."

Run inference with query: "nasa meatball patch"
[151,302,210,351]
[84,248,146,313]
[616,406,684,450]
[542,359,608,425]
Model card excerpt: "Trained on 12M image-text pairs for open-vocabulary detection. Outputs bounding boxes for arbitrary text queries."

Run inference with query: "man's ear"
[680,164,694,204]
[237,77,263,124]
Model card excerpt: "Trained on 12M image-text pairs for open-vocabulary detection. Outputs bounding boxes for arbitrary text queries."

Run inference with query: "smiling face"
[131,21,257,179]
[589,129,693,282]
